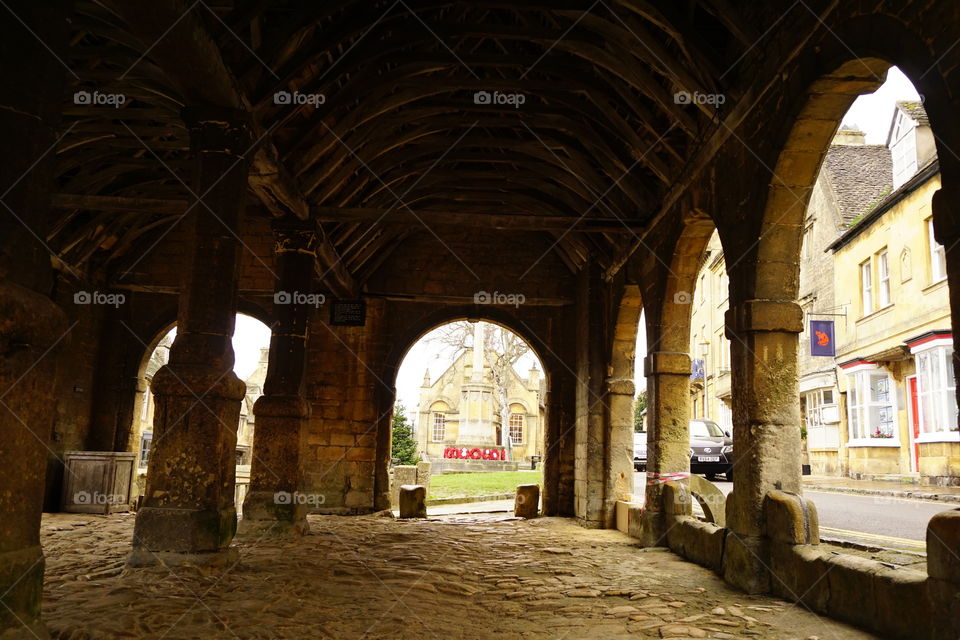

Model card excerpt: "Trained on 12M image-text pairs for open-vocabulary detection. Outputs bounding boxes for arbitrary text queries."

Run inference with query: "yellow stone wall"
[833,172,958,481]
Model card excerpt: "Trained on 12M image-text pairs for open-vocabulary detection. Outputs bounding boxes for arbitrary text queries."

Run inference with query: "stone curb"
[425,492,514,506]
[805,483,960,504]
[820,536,927,558]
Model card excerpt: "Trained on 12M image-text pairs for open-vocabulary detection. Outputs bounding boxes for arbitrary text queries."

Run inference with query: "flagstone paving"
[40,512,877,639]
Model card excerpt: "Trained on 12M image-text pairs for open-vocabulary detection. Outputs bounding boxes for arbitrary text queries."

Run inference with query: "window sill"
[857,304,894,323]
[846,438,901,447]
[922,278,948,294]
[916,432,960,444]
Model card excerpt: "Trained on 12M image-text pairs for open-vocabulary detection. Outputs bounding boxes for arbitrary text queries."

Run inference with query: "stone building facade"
[416,322,544,469]
[688,103,958,485]
[828,102,958,485]
[688,233,733,432]
[799,127,894,475]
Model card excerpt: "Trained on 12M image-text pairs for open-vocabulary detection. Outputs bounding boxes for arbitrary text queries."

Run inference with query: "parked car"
[690,419,733,481]
[632,420,733,481]
[633,431,647,471]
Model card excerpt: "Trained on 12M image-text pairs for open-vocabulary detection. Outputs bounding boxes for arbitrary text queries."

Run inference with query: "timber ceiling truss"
[49,0,783,295]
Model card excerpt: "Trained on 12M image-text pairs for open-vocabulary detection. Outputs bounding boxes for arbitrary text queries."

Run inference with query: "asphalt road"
[632,472,951,551]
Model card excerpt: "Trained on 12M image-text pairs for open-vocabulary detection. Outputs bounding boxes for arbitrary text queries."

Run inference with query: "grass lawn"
[427,470,543,500]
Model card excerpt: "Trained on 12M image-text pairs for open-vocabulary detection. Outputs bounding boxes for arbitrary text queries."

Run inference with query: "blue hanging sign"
[690,358,705,380]
[810,320,835,357]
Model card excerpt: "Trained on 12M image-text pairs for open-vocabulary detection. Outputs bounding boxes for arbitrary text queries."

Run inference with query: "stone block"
[614,500,633,534]
[666,517,725,574]
[416,461,432,489]
[722,532,770,594]
[393,466,417,487]
[769,543,828,611]
[643,351,691,377]
[344,490,370,509]
[346,447,375,462]
[398,485,426,518]
[626,504,645,539]
[764,490,819,544]
[927,508,960,582]
[873,565,929,640]
[824,553,879,629]
[515,484,540,518]
[329,433,356,447]
[927,578,960,640]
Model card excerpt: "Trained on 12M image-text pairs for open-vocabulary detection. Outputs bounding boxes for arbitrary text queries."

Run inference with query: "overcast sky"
[222,68,919,413]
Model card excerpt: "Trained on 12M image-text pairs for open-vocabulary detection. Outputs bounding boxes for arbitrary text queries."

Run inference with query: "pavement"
[40,511,879,639]
[801,474,960,503]
[425,473,960,554]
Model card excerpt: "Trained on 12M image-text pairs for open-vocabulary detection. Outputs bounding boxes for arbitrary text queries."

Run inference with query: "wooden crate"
[61,451,136,514]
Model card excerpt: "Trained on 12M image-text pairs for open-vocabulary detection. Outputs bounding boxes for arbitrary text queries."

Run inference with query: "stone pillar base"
[638,510,669,547]
[722,532,770,594]
[0,546,48,639]
[130,505,237,558]
[126,547,239,569]
[237,490,308,538]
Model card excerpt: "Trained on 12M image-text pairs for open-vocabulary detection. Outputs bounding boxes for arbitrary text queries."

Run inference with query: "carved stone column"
[640,351,693,546]
[0,2,70,636]
[128,107,250,567]
[239,220,316,536]
[722,299,804,593]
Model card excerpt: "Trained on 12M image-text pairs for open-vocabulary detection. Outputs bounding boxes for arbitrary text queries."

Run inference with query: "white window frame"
[844,364,900,446]
[877,250,891,308]
[508,413,525,445]
[911,337,959,443]
[928,218,947,283]
[431,411,446,442]
[138,432,153,468]
[716,402,733,432]
[860,260,873,316]
[804,388,840,449]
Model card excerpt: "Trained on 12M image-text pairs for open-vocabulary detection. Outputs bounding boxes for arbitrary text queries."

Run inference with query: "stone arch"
[740,12,960,304]
[125,310,273,478]
[506,398,532,414]
[611,284,642,381]
[381,305,553,385]
[656,212,718,354]
[638,210,719,545]
[375,306,553,509]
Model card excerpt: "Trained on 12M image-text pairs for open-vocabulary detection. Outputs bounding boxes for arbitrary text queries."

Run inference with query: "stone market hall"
[4,1,960,639]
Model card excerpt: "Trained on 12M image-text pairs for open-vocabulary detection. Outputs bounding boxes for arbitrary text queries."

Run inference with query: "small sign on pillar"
[330,299,366,326]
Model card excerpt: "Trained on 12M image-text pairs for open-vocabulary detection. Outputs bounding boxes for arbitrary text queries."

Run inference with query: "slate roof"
[820,144,893,225]
[896,100,929,125]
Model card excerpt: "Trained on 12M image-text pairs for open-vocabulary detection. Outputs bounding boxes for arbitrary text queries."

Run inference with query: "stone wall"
[302,300,388,513]
[644,482,957,640]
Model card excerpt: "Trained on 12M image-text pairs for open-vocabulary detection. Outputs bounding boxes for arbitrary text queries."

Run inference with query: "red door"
[909,376,920,472]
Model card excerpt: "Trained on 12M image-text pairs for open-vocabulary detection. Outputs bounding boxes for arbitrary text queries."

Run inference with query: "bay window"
[846,367,897,443]
[914,342,958,438]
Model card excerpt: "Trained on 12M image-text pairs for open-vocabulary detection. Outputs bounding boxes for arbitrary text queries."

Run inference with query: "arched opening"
[390,319,546,509]
[730,53,958,558]
[687,230,734,485]
[129,313,271,506]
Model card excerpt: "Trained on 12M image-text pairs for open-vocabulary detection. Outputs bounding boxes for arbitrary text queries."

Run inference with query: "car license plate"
[697,456,720,462]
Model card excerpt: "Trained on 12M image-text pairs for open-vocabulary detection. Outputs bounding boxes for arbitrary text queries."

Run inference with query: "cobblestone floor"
[40,512,878,640]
